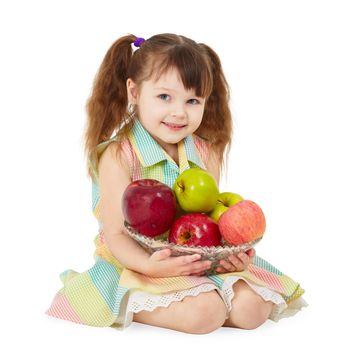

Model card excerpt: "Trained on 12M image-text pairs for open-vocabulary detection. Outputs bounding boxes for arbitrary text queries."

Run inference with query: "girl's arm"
[98,142,151,274]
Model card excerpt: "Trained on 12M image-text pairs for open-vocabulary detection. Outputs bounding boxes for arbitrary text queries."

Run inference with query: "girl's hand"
[215,248,256,274]
[145,249,212,278]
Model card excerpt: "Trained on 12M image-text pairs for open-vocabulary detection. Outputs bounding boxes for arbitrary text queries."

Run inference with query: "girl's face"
[127,68,206,151]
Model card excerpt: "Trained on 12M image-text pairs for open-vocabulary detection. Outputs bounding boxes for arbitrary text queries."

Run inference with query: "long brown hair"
[83,33,232,179]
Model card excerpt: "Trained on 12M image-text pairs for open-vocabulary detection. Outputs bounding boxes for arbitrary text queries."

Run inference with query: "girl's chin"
[155,134,184,146]
[160,137,183,145]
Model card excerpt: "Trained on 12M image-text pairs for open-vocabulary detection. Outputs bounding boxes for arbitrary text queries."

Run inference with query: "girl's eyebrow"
[154,87,202,98]
[154,87,175,91]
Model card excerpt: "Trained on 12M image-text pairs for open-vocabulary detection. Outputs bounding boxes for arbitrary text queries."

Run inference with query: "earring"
[127,103,136,117]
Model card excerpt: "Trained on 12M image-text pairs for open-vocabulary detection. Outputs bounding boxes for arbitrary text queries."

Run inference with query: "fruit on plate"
[209,192,244,222]
[173,168,219,213]
[122,179,177,237]
[168,213,222,247]
[218,200,266,245]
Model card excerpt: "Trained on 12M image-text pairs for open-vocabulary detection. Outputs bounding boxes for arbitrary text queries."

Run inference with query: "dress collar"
[128,118,206,171]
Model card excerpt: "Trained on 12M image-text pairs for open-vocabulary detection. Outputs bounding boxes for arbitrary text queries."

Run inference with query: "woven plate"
[124,221,262,275]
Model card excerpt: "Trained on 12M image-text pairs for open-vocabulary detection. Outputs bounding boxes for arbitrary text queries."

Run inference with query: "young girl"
[46,33,307,334]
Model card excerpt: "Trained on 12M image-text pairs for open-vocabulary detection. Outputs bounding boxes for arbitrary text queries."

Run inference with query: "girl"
[46,33,307,334]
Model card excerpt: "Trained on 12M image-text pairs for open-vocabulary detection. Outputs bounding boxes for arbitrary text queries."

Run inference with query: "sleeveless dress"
[46,119,307,330]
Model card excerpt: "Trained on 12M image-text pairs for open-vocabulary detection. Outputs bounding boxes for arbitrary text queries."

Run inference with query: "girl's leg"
[223,279,274,329]
[133,290,227,334]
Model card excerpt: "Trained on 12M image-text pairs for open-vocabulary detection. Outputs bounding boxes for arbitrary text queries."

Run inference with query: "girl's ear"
[126,78,139,104]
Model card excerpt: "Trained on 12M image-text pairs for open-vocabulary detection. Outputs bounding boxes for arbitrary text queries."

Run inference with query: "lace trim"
[221,276,287,318]
[125,278,308,325]
[221,276,308,322]
[127,283,218,314]
[270,296,308,321]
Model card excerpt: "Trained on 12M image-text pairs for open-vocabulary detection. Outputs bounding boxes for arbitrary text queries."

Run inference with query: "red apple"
[122,179,177,237]
[169,213,222,247]
[218,200,266,245]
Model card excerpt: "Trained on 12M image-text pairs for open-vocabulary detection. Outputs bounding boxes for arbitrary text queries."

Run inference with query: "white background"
[1,0,349,348]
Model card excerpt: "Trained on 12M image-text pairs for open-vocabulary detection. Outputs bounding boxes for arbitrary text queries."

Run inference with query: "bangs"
[144,47,213,98]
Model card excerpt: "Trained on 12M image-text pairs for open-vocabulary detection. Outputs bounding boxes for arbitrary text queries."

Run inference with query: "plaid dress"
[46,119,307,329]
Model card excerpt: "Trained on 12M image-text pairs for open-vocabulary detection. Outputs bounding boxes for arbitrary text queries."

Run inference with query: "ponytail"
[83,34,137,178]
[197,43,233,173]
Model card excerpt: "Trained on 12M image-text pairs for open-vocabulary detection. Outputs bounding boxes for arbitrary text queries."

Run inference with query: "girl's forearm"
[104,230,151,274]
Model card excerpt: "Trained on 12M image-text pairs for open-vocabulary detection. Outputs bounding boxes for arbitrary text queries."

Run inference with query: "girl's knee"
[230,281,274,330]
[235,299,273,329]
[182,290,227,334]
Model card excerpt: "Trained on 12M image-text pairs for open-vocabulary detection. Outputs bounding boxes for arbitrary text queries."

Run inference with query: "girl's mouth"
[162,122,186,130]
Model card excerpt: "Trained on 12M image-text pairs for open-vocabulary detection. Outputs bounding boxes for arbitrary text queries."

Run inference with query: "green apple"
[209,192,244,222]
[173,168,219,213]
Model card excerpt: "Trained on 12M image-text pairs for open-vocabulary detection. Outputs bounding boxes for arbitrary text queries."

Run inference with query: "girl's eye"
[158,94,200,105]
[158,94,170,101]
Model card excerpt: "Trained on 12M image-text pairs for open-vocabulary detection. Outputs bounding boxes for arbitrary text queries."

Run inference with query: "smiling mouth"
[162,122,186,129]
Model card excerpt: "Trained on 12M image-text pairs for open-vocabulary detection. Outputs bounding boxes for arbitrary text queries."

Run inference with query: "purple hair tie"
[133,37,145,47]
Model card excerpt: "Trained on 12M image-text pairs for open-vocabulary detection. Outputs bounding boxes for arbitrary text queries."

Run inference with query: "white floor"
[12,304,342,350]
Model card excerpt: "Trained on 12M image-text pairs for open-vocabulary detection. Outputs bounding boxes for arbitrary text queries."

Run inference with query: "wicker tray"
[124,221,262,275]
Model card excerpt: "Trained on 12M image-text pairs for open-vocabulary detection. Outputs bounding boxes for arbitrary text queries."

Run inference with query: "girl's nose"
[171,112,186,120]
[171,106,186,118]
